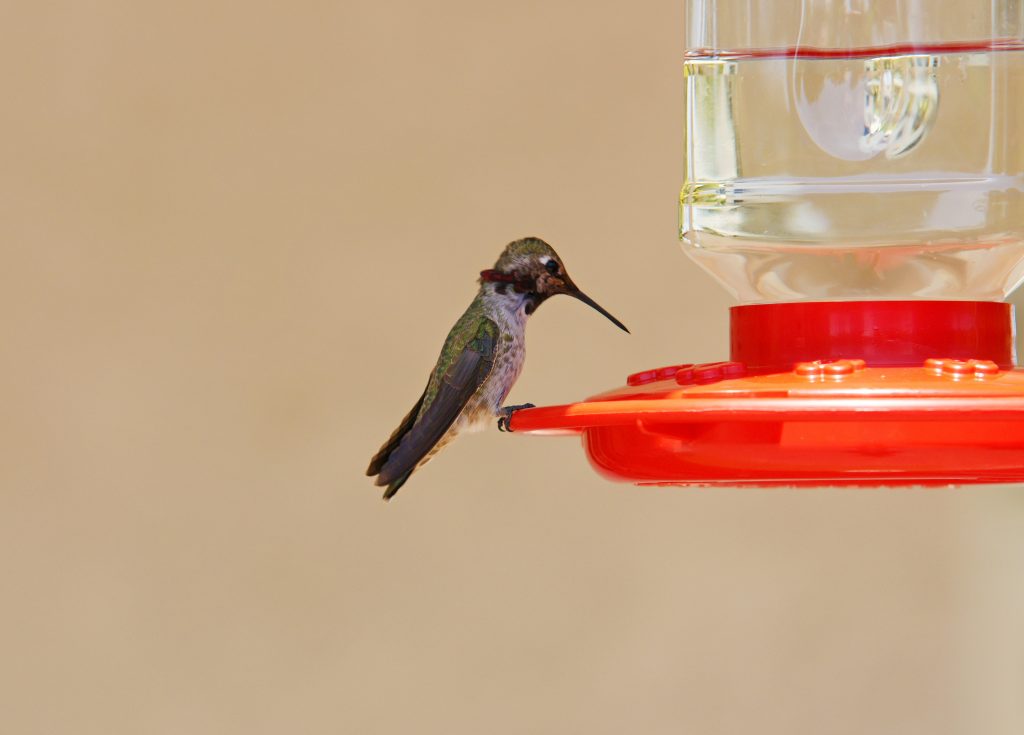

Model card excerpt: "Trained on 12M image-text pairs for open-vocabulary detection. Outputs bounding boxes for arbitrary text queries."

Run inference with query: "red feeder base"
[512,301,1024,486]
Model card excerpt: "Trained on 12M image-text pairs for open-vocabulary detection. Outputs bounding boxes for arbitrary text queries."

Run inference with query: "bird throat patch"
[479,269,534,294]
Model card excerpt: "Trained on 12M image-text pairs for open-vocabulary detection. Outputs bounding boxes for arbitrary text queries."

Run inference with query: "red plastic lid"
[512,301,1024,487]
[732,300,1015,373]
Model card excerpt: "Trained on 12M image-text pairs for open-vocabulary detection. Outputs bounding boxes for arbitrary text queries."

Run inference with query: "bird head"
[480,237,629,333]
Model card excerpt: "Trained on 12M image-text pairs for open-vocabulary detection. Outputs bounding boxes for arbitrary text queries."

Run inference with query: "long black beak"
[568,288,630,333]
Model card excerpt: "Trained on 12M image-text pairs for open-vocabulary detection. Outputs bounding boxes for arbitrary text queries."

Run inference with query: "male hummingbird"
[366,236,628,500]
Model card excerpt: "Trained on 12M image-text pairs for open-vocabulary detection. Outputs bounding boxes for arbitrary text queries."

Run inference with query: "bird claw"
[497,403,535,433]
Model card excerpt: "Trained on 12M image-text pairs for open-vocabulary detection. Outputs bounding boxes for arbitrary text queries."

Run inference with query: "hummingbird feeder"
[511,0,1024,485]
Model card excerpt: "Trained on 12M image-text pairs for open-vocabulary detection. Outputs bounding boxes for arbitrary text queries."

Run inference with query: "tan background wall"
[4,1,1024,733]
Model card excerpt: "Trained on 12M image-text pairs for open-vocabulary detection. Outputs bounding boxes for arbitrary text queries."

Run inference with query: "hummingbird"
[366,236,628,501]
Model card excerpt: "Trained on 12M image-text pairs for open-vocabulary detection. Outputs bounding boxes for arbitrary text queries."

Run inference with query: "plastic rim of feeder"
[511,301,1024,486]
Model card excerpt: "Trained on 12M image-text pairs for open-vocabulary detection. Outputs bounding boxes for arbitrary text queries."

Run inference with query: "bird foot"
[497,403,535,432]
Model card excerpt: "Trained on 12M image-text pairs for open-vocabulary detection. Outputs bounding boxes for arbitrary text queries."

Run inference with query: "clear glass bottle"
[681,0,1024,302]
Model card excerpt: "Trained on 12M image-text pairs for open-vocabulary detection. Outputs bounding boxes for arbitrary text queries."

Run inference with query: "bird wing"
[365,387,427,478]
[370,318,497,495]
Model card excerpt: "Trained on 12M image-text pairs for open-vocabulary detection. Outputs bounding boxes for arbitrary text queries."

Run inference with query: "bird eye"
[544,259,559,274]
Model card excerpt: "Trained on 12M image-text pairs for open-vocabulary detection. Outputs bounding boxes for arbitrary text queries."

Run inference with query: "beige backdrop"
[4,1,1024,733]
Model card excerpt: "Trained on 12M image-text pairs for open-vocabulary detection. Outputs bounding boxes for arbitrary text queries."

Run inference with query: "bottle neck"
[730,301,1016,374]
